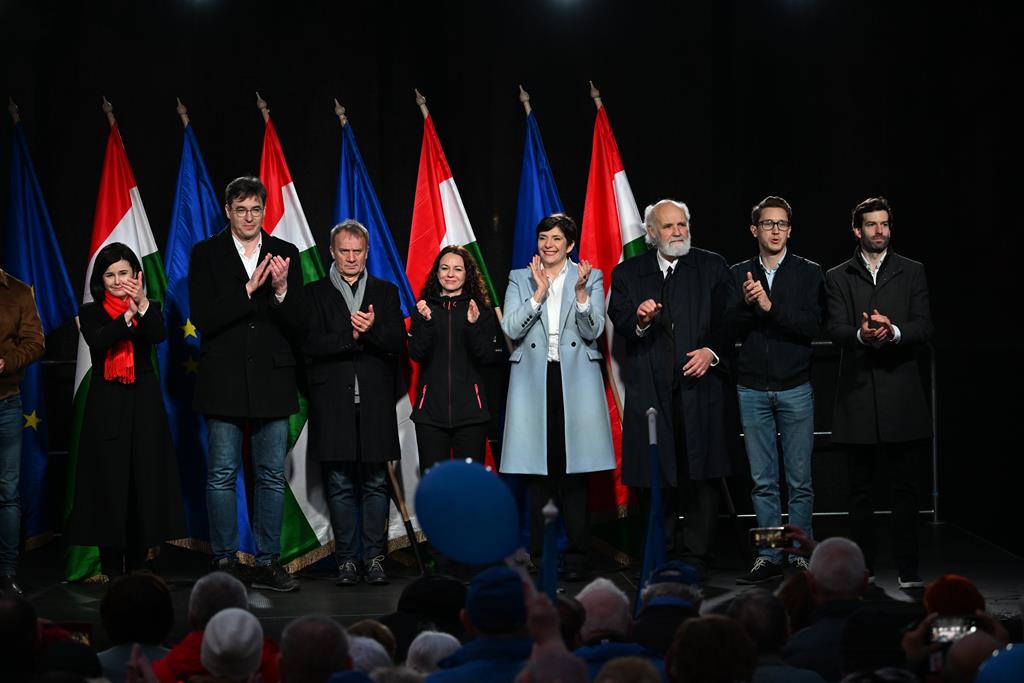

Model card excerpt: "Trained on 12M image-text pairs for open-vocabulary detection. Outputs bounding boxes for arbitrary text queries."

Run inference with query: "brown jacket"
[0,270,45,399]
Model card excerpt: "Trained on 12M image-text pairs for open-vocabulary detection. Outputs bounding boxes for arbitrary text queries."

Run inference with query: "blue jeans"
[0,395,22,576]
[206,417,288,566]
[737,382,814,564]
[323,461,389,563]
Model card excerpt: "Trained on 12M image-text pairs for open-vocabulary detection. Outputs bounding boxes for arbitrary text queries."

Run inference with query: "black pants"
[415,422,488,474]
[527,362,589,568]
[100,461,146,576]
[847,441,922,574]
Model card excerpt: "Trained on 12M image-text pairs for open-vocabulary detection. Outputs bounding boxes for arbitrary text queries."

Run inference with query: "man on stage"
[608,199,738,573]
[189,176,304,592]
[825,196,933,588]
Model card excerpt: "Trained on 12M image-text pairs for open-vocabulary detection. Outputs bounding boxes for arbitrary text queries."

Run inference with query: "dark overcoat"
[608,248,739,486]
[824,250,933,444]
[303,274,405,462]
[188,228,305,418]
[67,300,186,548]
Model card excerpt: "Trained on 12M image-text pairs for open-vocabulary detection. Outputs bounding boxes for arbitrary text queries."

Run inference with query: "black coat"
[188,228,305,418]
[408,293,504,428]
[303,274,405,462]
[824,250,933,444]
[67,300,186,548]
[608,248,739,485]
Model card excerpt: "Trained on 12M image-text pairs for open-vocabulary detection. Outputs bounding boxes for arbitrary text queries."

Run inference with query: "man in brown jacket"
[0,269,45,596]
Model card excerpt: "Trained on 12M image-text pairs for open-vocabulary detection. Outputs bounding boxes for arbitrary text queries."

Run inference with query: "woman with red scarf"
[67,243,185,577]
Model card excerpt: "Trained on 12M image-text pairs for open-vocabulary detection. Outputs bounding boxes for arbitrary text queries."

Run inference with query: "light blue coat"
[499,262,616,475]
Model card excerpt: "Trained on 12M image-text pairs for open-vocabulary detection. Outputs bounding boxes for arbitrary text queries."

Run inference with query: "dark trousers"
[415,422,488,473]
[847,441,922,574]
[99,461,146,576]
[527,363,589,568]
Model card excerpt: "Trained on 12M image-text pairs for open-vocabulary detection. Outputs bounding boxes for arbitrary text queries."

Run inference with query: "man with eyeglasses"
[188,176,304,591]
[731,196,825,585]
[824,196,933,589]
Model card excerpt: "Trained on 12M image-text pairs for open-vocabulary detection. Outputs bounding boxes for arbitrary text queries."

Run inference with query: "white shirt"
[528,262,590,362]
[856,249,901,344]
[232,233,286,302]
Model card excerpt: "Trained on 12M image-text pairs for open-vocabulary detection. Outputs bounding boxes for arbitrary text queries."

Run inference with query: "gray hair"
[643,199,692,246]
[187,571,248,629]
[405,631,461,674]
[330,219,370,248]
[280,615,350,683]
[575,577,632,640]
[639,580,704,608]
[809,537,867,597]
[350,635,392,674]
[370,665,425,683]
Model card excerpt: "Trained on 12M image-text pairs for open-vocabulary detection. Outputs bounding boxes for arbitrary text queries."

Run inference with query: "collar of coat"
[215,226,275,281]
[844,246,904,287]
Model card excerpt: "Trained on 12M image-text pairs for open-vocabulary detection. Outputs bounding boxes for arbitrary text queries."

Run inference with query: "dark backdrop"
[2,1,1020,555]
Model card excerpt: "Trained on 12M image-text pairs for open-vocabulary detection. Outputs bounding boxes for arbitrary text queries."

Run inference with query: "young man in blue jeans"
[731,196,825,584]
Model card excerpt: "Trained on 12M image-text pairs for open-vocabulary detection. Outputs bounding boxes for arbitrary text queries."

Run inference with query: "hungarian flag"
[579,104,646,514]
[258,117,331,569]
[65,120,169,580]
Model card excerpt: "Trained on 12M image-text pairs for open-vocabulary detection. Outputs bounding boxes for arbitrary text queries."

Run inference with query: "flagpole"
[176,98,190,128]
[333,99,348,128]
[101,96,116,128]
[589,81,604,111]
[518,85,532,115]
[8,97,19,125]
[256,92,270,124]
[414,89,429,119]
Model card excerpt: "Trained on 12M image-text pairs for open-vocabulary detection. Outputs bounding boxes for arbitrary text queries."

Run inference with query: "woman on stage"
[499,214,615,580]
[68,242,185,576]
[409,246,503,472]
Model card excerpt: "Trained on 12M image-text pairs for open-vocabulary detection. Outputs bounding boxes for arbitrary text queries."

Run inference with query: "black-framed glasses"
[232,206,264,217]
[757,220,790,232]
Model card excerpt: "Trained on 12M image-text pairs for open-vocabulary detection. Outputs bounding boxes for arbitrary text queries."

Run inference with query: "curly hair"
[419,246,492,308]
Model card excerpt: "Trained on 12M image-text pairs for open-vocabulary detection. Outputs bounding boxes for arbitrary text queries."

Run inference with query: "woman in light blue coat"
[500,213,615,578]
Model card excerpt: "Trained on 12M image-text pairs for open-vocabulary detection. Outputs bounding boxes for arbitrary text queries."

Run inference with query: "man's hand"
[467,299,480,324]
[636,299,662,327]
[902,613,944,665]
[860,312,882,343]
[529,255,550,304]
[268,255,291,296]
[869,308,893,343]
[125,643,159,683]
[416,299,432,321]
[744,272,772,312]
[683,347,714,378]
[781,523,816,558]
[0,358,6,374]
[974,610,1011,646]
[245,253,273,297]
[351,304,376,339]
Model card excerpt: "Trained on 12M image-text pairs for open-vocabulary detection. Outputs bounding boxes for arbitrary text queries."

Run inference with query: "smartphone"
[749,526,792,550]
[929,616,978,643]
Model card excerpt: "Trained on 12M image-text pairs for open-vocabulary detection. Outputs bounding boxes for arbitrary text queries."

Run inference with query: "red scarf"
[102,291,137,384]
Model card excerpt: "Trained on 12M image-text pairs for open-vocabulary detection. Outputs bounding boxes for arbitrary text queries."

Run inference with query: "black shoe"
[0,575,24,597]
[336,560,360,586]
[211,556,250,585]
[252,559,299,592]
[736,557,783,585]
[364,556,389,585]
[898,571,924,589]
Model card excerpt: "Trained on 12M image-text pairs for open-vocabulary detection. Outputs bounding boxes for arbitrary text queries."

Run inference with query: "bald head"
[944,631,1001,683]
[808,537,867,601]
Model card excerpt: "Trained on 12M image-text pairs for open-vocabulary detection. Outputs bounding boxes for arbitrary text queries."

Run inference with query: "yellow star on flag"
[181,318,198,339]
[23,410,42,431]
[182,356,199,374]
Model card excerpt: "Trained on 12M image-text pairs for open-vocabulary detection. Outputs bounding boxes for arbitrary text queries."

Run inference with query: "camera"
[749,526,793,550]
[928,616,978,643]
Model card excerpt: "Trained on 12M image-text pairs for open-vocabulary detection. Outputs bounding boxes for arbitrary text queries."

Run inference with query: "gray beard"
[659,236,691,258]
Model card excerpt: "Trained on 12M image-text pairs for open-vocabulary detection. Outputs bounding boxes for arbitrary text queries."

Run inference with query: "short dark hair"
[535,213,578,246]
[751,196,793,225]
[225,176,267,207]
[851,196,892,229]
[726,590,789,656]
[89,242,142,302]
[280,615,350,683]
[101,573,175,645]
[667,615,757,683]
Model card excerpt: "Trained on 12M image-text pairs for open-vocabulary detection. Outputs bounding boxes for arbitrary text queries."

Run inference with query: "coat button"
[571,341,577,347]
[531,343,536,348]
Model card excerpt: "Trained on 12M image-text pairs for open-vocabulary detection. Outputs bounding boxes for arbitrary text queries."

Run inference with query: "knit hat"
[201,607,264,679]
[465,566,526,634]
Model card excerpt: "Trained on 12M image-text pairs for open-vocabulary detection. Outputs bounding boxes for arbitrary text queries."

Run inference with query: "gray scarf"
[329,265,367,402]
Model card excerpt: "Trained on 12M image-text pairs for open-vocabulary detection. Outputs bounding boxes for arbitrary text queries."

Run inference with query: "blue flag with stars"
[158,123,256,555]
[3,121,78,544]
[511,111,566,270]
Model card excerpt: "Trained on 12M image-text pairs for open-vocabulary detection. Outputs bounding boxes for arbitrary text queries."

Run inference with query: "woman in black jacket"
[409,246,503,473]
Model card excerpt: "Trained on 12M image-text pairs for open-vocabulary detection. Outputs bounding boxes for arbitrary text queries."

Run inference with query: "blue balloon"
[415,460,519,564]
[976,644,1024,683]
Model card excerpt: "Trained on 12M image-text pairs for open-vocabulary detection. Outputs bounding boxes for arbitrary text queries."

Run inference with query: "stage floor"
[18,519,1024,649]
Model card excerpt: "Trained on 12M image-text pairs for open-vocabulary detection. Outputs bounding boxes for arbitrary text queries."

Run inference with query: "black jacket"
[731,252,825,391]
[408,293,504,428]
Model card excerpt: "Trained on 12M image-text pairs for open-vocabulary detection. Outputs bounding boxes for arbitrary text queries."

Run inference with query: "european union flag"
[511,111,565,270]
[158,123,256,555]
[3,121,78,543]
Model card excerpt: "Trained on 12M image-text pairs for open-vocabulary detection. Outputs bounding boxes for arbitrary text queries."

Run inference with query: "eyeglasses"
[757,220,791,232]
[232,206,264,217]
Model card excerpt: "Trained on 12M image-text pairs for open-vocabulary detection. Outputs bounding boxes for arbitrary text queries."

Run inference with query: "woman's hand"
[416,299,432,321]
[575,260,592,304]
[467,299,480,324]
[530,255,550,304]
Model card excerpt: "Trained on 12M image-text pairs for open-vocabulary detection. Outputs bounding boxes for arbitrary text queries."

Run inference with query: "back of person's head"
[839,606,907,676]
[594,656,661,683]
[280,615,351,683]
[944,631,1002,683]
[201,607,264,681]
[575,577,631,642]
[369,665,423,683]
[189,571,248,630]
[726,589,789,656]
[405,631,461,674]
[101,572,175,645]
[924,574,985,616]
[515,649,588,683]
[556,594,586,651]
[349,635,392,674]
[666,615,756,683]
[348,619,396,661]
[462,566,526,636]
[808,537,867,600]
[396,575,467,636]
[0,595,38,680]
[640,560,704,610]
[775,570,816,633]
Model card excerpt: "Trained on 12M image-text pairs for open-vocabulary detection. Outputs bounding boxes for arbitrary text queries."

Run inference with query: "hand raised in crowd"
[781,523,817,558]
[245,253,273,297]
[529,255,550,304]
[416,299,432,321]
[575,260,593,300]
[744,271,772,312]
[522,578,566,655]
[268,255,291,296]
[351,304,376,339]
[0,358,6,374]
[901,613,945,665]
[636,299,663,327]
[467,299,480,324]
[125,643,159,683]
[683,347,714,378]
[869,308,893,342]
